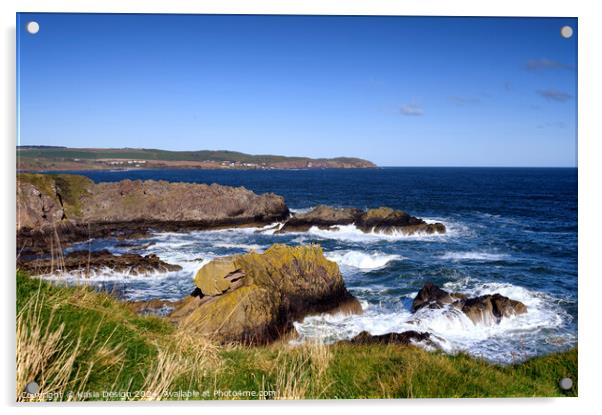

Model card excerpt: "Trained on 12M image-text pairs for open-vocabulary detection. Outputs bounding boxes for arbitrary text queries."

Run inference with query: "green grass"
[17,271,174,399]
[16,271,577,401]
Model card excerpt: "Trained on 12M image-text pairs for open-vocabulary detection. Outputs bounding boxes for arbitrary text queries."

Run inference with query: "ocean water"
[45,167,577,363]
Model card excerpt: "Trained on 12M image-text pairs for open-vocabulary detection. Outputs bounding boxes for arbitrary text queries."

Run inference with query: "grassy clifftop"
[16,272,577,401]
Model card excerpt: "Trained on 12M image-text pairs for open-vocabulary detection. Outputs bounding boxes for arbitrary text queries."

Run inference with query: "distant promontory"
[17,146,376,171]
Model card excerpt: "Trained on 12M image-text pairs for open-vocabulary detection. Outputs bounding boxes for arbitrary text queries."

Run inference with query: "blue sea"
[49,167,577,363]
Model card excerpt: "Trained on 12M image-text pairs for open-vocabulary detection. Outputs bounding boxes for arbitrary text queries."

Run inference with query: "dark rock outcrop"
[460,294,528,325]
[170,244,362,344]
[356,207,446,235]
[278,205,362,233]
[278,205,445,236]
[411,282,527,325]
[346,330,435,347]
[412,282,466,312]
[17,249,182,276]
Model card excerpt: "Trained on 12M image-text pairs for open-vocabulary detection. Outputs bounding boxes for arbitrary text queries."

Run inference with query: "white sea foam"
[214,242,264,251]
[305,223,449,243]
[289,206,315,214]
[39,266,184,282]
[440,251,509,262]
[293,280,571,363]
[325,250,402,270]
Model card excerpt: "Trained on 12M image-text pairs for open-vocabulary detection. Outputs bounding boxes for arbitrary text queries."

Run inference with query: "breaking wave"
[440,251,509,262]
[325,250,402,270]
[294,279,573,364]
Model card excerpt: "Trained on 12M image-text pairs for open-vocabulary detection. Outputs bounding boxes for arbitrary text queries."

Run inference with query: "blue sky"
[17,14,577,167]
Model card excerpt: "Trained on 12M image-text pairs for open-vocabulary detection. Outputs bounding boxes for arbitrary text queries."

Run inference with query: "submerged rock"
[278,205,445,236]
[411,282,527,325]
[171,244,362,344]
[17,249,182,276]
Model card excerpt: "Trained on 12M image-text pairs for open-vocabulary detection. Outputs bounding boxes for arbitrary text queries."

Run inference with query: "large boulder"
[171,244,362,344]
[411,282,527,325]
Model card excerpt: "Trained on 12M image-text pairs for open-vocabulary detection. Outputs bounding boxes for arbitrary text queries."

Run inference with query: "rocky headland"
[17,174,446,257]
[17,173,289,255]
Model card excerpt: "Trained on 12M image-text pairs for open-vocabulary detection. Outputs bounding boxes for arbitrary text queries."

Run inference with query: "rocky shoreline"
[17,173,446,256]
[14,173,533,350]
[17,249,182,277]
[166,248,527,345]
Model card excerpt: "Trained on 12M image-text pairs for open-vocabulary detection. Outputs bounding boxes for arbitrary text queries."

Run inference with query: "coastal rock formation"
[356,207,446,235]
[17,173,290,253]
[460,294,528,325]
[170,244,362,344]
[278,205,445,236]
[17,249,182,276]
[278,205,363,233]
[412,282,527,325]
[80,179,288,224]
[346,330,436,347]
[411,282,466,311]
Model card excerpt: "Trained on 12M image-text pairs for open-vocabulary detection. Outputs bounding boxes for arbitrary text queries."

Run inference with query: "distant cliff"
[17,146,377,171]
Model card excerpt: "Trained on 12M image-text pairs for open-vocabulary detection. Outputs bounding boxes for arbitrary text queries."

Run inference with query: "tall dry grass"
[17,274,224,402]
[273,339,333,400]
[16,294,93,401]
[138,326,222,401]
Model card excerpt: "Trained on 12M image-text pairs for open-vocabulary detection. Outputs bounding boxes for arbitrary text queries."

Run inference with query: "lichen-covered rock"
[17,174,93,230]
[173,244,362,344]
[193,258,238,296]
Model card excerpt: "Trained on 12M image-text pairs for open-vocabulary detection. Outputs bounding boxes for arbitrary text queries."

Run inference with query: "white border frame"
[2,1,600,414]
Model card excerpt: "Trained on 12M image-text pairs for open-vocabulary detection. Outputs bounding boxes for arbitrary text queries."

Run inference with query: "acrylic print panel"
[16,13,577,401]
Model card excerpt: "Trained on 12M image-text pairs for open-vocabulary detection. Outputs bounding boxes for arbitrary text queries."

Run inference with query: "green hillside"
[17,146,374,166]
